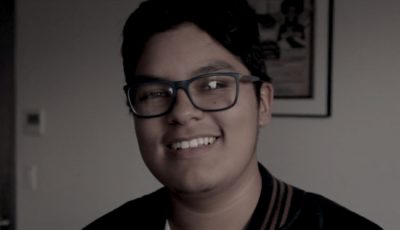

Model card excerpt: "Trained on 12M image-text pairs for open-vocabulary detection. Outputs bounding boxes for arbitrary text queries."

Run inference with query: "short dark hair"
[121,0,270,86]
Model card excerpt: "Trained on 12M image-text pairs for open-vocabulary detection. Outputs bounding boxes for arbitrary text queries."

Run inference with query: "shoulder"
[256,164,382,230]
[82,188,168,230]
[282,190,382,230]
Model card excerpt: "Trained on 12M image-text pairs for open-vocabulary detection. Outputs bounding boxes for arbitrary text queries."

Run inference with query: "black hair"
[122,0,270,96]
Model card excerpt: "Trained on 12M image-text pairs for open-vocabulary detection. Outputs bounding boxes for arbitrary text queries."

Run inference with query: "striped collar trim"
[247,164,296,230]
[259,177,294,230]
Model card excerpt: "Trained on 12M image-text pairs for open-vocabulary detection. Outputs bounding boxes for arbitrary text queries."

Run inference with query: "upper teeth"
[171,137,216,150]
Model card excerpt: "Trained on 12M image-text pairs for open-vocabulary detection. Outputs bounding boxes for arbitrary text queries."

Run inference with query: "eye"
[136,87,173,102]
[141,91,167,100]
[204,80,227,90]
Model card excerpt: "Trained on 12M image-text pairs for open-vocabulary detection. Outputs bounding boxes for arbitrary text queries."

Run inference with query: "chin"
[170,182,219,198]
[165,172,221,196]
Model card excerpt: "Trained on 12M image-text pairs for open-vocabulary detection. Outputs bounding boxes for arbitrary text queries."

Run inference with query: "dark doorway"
[0,0,16,229]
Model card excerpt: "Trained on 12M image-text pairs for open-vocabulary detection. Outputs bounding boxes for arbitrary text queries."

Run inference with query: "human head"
[121,0,274,195]
[121,0,271,99]
[127,22,272,195]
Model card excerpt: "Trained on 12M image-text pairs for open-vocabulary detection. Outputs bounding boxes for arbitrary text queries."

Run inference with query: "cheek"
[134,119,166,173]
[134,119,162,152]
[234,87,259,126]
[220,87,260,145]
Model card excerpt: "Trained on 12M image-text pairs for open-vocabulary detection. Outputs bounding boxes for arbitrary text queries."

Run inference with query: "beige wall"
[16,0,400,229]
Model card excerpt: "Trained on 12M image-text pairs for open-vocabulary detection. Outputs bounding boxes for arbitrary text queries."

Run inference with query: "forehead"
[134,23,249,80]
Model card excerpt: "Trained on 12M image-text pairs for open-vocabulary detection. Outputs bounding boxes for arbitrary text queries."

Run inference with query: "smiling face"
[132,23,273,196]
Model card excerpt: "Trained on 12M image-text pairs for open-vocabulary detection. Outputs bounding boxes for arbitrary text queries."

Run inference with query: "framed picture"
[248,0,333,117]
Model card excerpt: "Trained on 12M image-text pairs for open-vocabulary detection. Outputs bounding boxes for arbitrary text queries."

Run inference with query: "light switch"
[28,165,38,191]
[24,109,45,135]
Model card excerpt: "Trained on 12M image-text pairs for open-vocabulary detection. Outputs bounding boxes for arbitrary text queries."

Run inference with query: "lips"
[168,136,217,150]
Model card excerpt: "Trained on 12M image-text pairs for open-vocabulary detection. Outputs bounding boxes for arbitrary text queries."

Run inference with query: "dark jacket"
[83,165,382,230]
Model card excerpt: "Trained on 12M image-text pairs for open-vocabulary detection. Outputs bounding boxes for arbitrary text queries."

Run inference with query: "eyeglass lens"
[127,74,238,117]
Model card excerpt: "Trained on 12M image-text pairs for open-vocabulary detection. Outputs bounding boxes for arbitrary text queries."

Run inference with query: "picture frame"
[248,0,334,117]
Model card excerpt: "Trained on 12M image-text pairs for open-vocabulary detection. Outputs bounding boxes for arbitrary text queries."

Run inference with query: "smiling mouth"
[168,137,218,151]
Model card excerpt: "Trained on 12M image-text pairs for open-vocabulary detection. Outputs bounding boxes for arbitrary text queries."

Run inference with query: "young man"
[84,0,381,229]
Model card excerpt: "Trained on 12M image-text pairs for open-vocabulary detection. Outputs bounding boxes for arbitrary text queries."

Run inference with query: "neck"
[168,161,262,230]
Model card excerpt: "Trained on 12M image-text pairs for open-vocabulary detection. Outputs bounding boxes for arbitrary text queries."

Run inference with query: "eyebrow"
[128,75,164,85]
[131,60,236,84]
[190,61,236,76]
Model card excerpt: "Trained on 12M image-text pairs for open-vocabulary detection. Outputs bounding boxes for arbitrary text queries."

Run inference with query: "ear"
[258,83,273,126]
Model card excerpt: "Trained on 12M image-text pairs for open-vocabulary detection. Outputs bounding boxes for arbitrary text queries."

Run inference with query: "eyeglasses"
[123,72,262,118]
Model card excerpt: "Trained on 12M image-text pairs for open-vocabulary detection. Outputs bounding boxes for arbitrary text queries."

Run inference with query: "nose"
[166,89,204,125]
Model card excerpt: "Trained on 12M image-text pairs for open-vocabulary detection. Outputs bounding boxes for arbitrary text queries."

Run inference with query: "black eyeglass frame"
[123,72,263,118]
